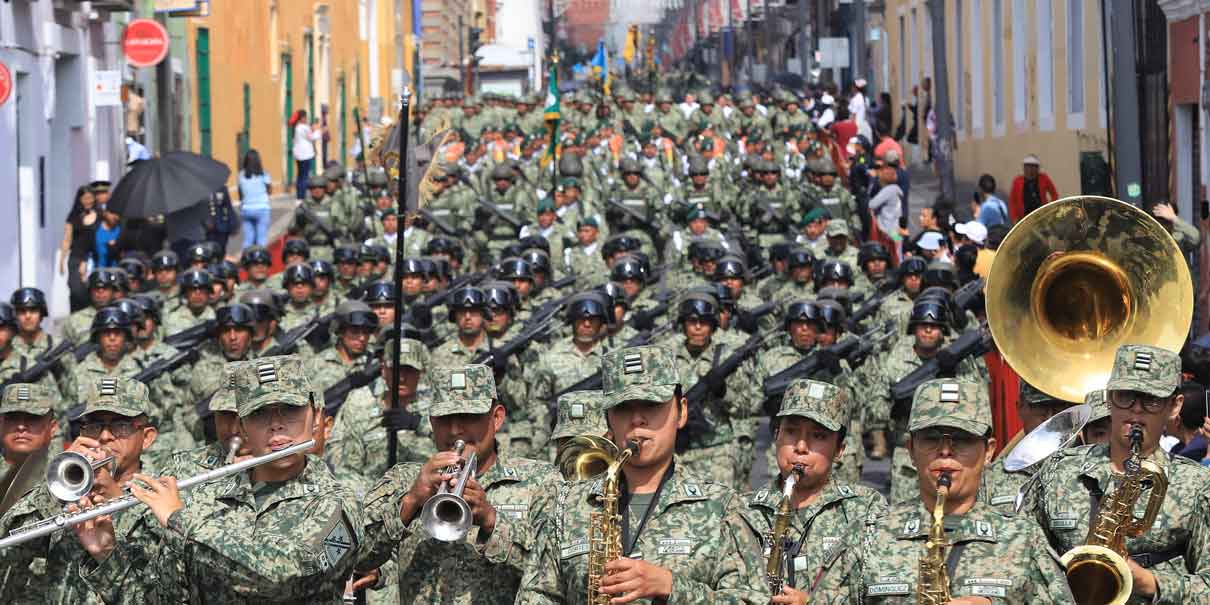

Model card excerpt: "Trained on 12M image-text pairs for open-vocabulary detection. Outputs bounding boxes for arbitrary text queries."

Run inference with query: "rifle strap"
[711,344,724,370]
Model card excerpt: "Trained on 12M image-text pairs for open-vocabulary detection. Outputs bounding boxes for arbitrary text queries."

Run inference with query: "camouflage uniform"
[429,335,536,457]
[821,379,1075,604]
[740,379,887,601]
[290,187,339,261]
[60,306,98,345]
[357,364,560,604]
[10,331,76,400]
[278,300,322,333]
[0,349,63,414]
[86,356,365,604]
[523,337,609,455]
[1029,345,1210,604]
[308,345,367,394]
[514,345,770,605]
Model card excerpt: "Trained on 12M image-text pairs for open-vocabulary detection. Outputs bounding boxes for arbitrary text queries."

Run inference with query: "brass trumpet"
[419,439,478,542]
[47,450,115,503]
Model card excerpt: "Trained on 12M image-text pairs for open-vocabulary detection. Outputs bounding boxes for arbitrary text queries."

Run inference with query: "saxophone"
[1061,424,1168,605]
[586,440,641,605]
[764,464,803,595]
[917,473,952,605]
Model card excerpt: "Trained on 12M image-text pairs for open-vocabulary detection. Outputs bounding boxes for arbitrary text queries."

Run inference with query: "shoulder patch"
[683,483,703,498]
[318,512,356,571]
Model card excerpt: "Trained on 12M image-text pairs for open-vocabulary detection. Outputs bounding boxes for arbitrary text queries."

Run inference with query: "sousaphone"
[985,196,1194,403]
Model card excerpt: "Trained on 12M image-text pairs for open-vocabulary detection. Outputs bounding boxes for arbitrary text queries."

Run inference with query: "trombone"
[0,439,316,550]
[419,439,477,542]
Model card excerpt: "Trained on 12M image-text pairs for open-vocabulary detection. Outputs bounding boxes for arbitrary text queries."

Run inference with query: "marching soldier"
[1030,345,1210,603]
[607,158,664,258]
[356,363,559,603]
[289,174,339,261]
[278,263,321,333]
[0,384,60,515]
[176,303,259,449]
[309,300,378,393]
[162,269,217,335]
[515,345,769,604]
[239,289,287,357]
[68,307,144,407]
[563,217,609,284]
[0,303,61,400]
[235,245,273,293]
[149,250,181,301]
[75,356,365,603]
[61,269,122,345]
[333,245,362,298]
[742,379,887,605]
[824,379,1074,604]
[308,258,342,315]
[982,382,1076,511]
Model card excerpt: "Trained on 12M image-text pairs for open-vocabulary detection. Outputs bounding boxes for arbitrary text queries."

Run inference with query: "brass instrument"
[985,196,1193,403]
[1006,403,1093,512]
[587,440,640,605]
[917,473,952,605]
[47,450,115,503]
[224,435,243,465]
[556,435,621,481]
[1060,425,1168,605]
[419,439,478,543]
[0,439,316,549]
[764,464,803,595]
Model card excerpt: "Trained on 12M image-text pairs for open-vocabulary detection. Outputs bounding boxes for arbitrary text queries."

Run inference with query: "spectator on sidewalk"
[238,149,273,248]
[290,109,324,200]
[206,187,237,254]
[1009,154,1059,221]
[60,185,99,311]
[868,155,904,262]
[94,205,122,268]
[971,174,1009,228]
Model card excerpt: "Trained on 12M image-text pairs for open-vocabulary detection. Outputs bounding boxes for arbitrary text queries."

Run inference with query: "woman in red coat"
[1008,154,1060,221]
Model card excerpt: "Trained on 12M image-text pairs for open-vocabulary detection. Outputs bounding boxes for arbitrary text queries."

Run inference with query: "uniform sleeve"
[1152,488,1210,605]
[513,491,566,605]
[1171,216,1202,254]
[666,496,771,605]
[357,466,414,572]
[1020,522,1076,605]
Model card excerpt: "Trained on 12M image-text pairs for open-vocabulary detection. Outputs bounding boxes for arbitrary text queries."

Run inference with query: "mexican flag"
[543,62,561,167]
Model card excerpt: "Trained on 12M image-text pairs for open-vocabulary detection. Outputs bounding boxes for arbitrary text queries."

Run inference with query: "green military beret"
[429,364,497,416]
[799,207,829,227]
[537,198,557,214]
[777,379,848,432]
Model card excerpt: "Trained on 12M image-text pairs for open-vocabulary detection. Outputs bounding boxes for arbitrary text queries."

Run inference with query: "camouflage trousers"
[679,441,736,488]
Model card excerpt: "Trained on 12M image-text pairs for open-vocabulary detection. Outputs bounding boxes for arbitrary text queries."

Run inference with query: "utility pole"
[155,13,174,152]
[853,0,867,81]
[458,15,465,95]
[1103,0,1143,203]
[926,0,955,203]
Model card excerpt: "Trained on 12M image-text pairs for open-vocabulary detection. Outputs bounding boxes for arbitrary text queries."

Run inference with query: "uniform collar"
[218,454,329,512]
[892,500,1002,544]
[1075,442,1170,490]
[477,450,523,488]
[588,457,709,513]
[748,476,859,514]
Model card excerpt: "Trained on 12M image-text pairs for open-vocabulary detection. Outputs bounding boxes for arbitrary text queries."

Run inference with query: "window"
[955,0,965,133]
[971,0,984,134]
[993,0,1004,131]
[1012,0,1027,125]
[1067,0,1085,128]
[1037,0,1054,130]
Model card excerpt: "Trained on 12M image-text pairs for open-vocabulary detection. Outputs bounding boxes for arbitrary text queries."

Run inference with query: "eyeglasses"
[911,429,984,455]
[80,420,142,439]
[1108,390,1169,413]
[242,404,309,430]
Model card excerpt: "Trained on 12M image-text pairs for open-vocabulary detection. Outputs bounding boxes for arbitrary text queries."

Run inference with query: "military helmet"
[558,154,584,177]
[907,299,952,334]
[424,237,463,261]
[367,169,390,188]
[186,242,212,264]
[609,256,647,282]
[10,287,48,316]
[215,303,257,329]
[596,282,631,310]
[111,299,145,324]
[87,268,122,291]
[359,244,390,264]
[333,245,359,264]
[400,257,429,276]
[323,164,347,180]
[786,248,816,270]
[361,280,396,305]
[857,242,892,267]
[697,282,735,311]
[816,299,847,330]
[769,242,794,263]
[519,234,551,255]
[431,257,452,280]
[713,256,747,281]
[130,294,161,322]
[241,245,272,266]
[0,303,14,329]
[602,234,643,259]
[239,289,280,321]
[151,250,179,271]
[483,281,519,312]
[490,163,515,181]
[565,292,610,323]
[494,257,535,282]
[90,306,133,340]
[109,268,131,293]
[922,262,959,291]
[447,286,489,319]
[898,256,929,278]
[178,269,214,290]
[308,259,335,279]
[522,249,551,275]
[783,300,820,330]
[334,300,379,330]
[687,239,726,262]
[281,263,315,286]
[117,258,147,282]
[282,239,311,261]
[619,158,643,174]
[814,259,854,289]
[677,292,719,327]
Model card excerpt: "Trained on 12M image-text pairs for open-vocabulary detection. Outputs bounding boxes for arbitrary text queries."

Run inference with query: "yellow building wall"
[882,0,1110,199]
[184,0,401,192]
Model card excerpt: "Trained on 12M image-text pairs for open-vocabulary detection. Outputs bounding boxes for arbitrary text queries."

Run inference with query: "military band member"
[515,345,769,604]
[827,379,1073,604]
[1081,389,1112,445]
[1031,345,1210,604]
[742,379,886,605]
[0,384,60,515]
[549,390,609,464]
[356,363,559,603]
[982,382,1076,511]
[76,356,365,603]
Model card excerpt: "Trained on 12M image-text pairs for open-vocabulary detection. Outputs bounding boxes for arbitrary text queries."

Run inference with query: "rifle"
[889,323,992,422]
[678,330,775,451]
[735,297,782,334]
[605,196,668,256]
[471,196,526,232]
[473,311,561,369]
[133,346,202,384]
[73,342,100,363]
[323,358,383,416]
[763,321,896,402]
[297,204,344,243]
[162,320,216,348]
[417,209,464,237]
[262,313,336,357]
[628,301,670,331]
[845,282,900,332]
[0,340,74,388]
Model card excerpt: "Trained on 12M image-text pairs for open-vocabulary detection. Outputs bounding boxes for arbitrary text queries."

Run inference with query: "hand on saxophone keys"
[769,585,809,605]
[596,558,673,604]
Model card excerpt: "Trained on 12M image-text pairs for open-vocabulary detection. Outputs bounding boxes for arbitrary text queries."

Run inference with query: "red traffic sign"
[0,62,11,107]
[122,19,170,68]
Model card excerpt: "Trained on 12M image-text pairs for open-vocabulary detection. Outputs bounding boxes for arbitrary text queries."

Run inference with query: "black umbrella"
[108,152,231,218]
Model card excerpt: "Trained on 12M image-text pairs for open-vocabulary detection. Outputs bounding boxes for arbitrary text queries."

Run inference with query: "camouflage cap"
[382,337,426,370]
[1105,344,1180,398]
[231,355,321,417]
[908,379,991,436]
[1085,389,1110,423]
[1019,381,1072,406]
[551,390,609,440]
[825,218,850,237]
[601,345,681,410]
[81,377,151,419]
[777,379,848,432]
[209,365,239,414]
[0,383,56,416]
[429,364,496,416]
